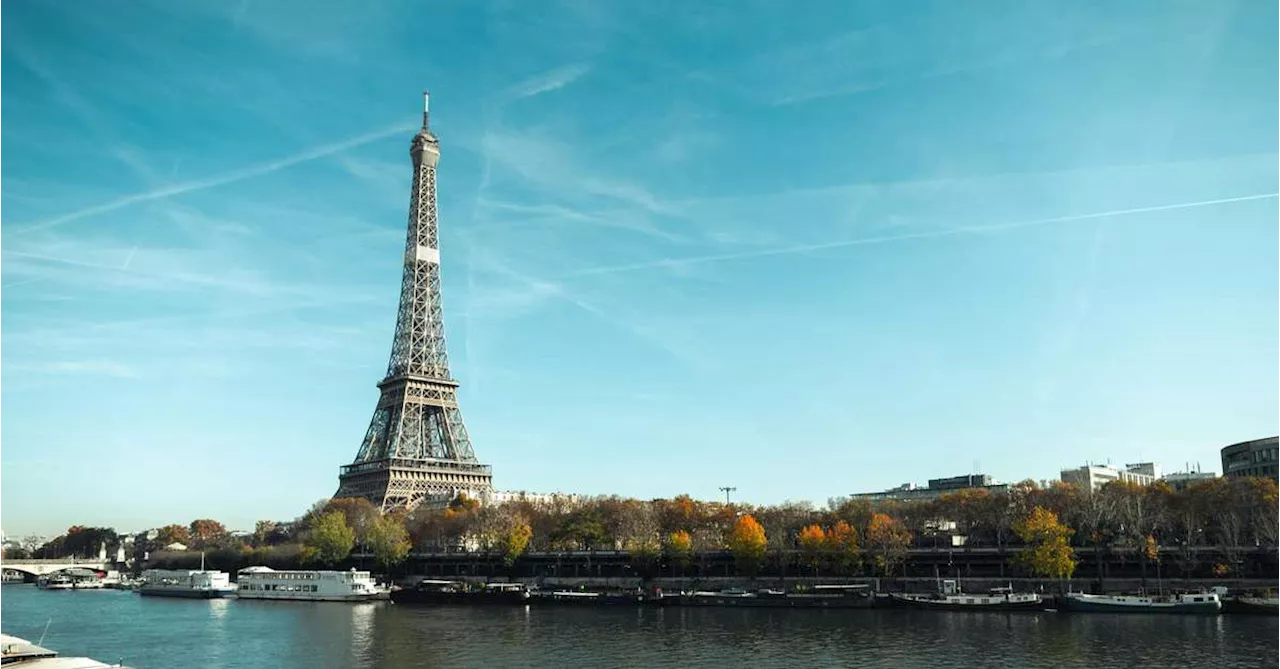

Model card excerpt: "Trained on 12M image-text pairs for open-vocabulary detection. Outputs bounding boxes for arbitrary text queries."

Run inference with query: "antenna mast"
[422,90,430,130]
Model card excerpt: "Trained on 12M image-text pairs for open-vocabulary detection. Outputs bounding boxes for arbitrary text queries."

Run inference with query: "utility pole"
[719,487,737,505]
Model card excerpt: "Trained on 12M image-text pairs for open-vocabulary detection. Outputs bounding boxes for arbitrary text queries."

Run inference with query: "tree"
[1012,506,1076,581]
[797,524,827,575]
[727,514,767,577]
[865,513,911,576]
[188,519,228,549]
[365,515,411,572]
[252,521,280,547]
[664,530,693,573]
[499,518,533,567]
[324,498,381,549]
[306,511,355,566]
[826,520,861,574]
[156,524,191,547]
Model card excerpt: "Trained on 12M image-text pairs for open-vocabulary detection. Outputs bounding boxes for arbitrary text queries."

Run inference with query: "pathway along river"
[1,585,1276,668]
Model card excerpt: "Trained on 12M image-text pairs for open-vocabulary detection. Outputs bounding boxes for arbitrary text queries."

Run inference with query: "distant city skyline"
[3,0,1277,536]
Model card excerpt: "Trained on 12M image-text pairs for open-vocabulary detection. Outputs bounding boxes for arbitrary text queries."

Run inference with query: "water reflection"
[348,603,376,666]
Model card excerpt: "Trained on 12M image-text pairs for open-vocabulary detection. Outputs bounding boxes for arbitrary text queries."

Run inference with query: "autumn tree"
[366,515,411,572]
[188,519,228,549]
[156,524,192,547]
[727,514,768,577]
[664,530,693,574]
[797,524,827,575]
[1012,506,1076,582]
[826,520,861,574]
[865,513,911,576]
[305,511,355,566]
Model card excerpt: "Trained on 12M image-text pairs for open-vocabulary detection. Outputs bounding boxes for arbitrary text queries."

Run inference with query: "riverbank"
[394,574,1279,595]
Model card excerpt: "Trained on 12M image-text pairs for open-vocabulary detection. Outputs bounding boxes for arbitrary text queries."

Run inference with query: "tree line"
[11,476,1275,581]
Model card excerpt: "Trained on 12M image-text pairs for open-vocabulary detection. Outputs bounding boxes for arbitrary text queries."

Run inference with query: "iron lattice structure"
[335,95,493,512]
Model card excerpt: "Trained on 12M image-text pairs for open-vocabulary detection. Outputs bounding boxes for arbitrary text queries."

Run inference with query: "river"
[1,585,1275,668]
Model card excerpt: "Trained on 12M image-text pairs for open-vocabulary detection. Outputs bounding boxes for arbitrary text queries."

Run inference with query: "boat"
[139,569,236,599]
[1,633,131,668]
[887,581,1047,611]
[390,580,530,605]
[528,588,647,605]
[683,584,875,608]
[36,569,105,591]
[1059,592,1221,614]
[1221,596,1278,615]
[35,575,74,590]
[235,566,389,602]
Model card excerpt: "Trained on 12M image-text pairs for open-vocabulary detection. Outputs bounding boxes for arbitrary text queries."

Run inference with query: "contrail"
[121,245,139,270]
[8,123,417,236]
[562,192,1280,278]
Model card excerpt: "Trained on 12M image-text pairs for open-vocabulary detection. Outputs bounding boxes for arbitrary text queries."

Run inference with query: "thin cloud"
[561,192,1280,278]
[508,64,591,100]
[9,123,417,236]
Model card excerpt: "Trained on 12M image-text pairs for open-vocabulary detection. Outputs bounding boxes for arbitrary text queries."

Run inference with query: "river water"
[1,585,1276,668]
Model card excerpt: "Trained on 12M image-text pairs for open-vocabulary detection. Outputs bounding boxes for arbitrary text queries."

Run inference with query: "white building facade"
[1060,463,1157,492]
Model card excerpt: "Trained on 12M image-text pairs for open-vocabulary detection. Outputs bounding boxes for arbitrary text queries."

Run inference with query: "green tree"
[727,514,768,577]
[1012,506,1077,581]
[324,498,381,549]
[500,518,533,567]
[366,515,412,572]
[306,511,355,566]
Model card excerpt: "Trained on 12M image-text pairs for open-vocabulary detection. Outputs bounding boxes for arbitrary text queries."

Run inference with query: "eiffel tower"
[335,93,493,512]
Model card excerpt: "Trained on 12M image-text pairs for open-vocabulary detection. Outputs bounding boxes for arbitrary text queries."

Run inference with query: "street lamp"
[719,487,737,505]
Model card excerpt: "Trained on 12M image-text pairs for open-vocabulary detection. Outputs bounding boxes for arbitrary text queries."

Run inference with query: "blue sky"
[2,0,1276,536]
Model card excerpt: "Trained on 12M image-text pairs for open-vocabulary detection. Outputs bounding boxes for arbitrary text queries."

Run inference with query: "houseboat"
[683,585,875,608]
[888,581,1048,611]
[1,633,130,668]
[235,567,388,602]
[391,580,530,605]
[139,569,236,598]
[1223,595,1279,615]
[1059,591,1221,614]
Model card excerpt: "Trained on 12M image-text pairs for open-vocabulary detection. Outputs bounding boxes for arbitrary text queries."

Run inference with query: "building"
[1124,462,1162,479]
[1060,462,1157,492]
[481,490,582,508]
[851,474,1008,502]
[1220,437,1279,481]
[1161,470,1217,490]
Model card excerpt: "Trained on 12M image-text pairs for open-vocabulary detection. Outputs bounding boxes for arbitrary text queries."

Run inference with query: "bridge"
[0,558,112,577]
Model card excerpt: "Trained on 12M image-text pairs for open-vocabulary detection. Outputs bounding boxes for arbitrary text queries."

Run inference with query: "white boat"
[1060,592,1221,614]
[1,633,130,668]
[139,569,236,599]
[37,570,104,590]
[235,567,388,602]
[36,575,74,590]
[889,582,1046,611]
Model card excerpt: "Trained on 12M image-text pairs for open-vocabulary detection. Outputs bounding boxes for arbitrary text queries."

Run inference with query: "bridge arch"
[0,561,109,578]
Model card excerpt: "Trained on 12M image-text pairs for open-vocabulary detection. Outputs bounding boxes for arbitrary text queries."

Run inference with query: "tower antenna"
[422,90,430,131]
